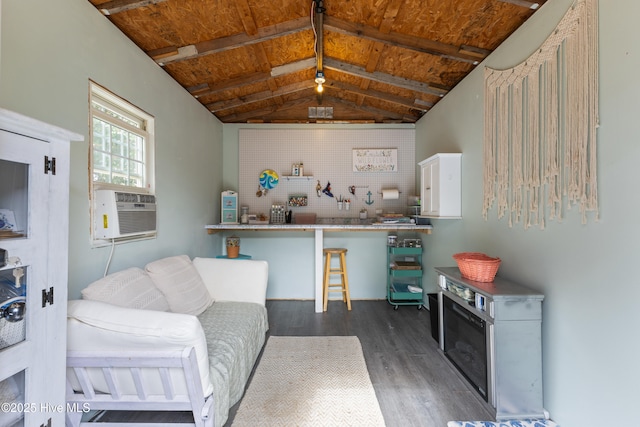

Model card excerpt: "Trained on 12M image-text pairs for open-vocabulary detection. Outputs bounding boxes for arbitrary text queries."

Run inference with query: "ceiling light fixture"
[311,0,326,94]
[315,70,325,93]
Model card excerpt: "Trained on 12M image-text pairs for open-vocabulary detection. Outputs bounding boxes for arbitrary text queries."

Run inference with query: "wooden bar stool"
[323,248,351,311]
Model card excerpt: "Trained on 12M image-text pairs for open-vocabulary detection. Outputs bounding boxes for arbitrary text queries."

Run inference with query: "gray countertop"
[435,266,543,299]
[206,220,433,233]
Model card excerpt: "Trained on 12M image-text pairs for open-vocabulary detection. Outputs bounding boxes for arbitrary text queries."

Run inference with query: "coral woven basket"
[453,252,501,282]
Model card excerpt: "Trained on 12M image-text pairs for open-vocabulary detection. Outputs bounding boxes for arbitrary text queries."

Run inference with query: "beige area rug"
[232,336,386,426]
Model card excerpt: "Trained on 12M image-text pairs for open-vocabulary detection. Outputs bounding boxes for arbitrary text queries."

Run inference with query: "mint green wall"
[0,0,224,298]
[416,1,639,425]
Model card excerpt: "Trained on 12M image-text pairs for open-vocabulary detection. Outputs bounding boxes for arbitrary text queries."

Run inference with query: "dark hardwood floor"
[226,299,493,426]
[91,300,493,426]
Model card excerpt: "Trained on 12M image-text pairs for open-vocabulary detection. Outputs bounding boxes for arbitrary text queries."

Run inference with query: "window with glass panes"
[90,82,154,192]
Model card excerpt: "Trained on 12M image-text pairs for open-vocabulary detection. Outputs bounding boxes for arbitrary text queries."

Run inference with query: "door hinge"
[42,287,54,307]
[44,156,56,175]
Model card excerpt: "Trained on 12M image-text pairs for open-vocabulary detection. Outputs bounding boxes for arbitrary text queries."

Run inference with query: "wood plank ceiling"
[89,0,544,123]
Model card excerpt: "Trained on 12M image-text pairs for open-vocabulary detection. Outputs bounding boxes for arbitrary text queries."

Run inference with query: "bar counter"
[205,221,433,233]
[206,220,432,312]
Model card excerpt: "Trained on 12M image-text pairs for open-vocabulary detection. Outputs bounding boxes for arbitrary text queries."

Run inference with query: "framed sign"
[352,149,397,172]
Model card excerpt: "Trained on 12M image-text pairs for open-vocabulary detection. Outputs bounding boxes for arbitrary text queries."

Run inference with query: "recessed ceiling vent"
[308,107,333,119]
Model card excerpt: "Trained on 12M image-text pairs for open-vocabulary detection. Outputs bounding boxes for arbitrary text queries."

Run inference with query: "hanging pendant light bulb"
[315,70,325,93]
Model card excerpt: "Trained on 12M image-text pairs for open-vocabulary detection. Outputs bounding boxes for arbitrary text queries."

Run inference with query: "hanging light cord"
[311,1,318,62]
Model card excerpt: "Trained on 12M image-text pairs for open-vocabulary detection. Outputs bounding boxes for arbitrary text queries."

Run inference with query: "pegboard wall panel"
[239,128,416,220]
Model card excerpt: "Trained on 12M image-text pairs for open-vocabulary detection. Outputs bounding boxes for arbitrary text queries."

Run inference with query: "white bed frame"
[65,347,214,427]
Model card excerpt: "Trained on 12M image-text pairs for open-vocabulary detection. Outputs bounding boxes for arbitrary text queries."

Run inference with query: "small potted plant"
[225,236,240,258]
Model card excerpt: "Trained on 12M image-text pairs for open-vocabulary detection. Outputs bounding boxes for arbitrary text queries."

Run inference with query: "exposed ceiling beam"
[216,93,417,124]
[189,54,444,108]
[314,1,325,73]
[191,55,443,112]
[323,16,490,65]
[271,57,316,77]
[218,96,312,122]
[97,0,168,15]
[206,81,315,112]
[187,71,271,97]
[206,76,430,115]
[323,96,419,122]
[324,58,449,97]
[325,80,430,112]
[150,17,311,65]
[496,0,545,10]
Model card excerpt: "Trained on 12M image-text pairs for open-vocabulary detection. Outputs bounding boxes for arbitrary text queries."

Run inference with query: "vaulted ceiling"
[89,0,544,123]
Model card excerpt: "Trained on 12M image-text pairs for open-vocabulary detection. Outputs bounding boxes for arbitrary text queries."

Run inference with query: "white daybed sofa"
[65,255,269,427]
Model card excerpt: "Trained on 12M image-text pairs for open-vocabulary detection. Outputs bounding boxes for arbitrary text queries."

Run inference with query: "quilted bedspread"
[198,301,269,427]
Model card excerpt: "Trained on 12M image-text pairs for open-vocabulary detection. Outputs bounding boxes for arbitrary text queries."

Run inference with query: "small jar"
[298,162,304,176]
[240,207,249,224]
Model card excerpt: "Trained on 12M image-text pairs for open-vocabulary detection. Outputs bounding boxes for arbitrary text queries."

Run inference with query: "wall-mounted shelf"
[282,175,314,181]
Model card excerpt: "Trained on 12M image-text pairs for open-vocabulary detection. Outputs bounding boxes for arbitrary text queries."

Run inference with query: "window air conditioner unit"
[94,190,157,239]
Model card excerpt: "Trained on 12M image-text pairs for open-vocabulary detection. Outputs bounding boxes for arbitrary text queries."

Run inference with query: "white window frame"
[90,81,155,194]
[89,81,156,244]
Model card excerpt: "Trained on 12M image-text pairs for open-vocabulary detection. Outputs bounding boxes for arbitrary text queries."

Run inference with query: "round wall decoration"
[259,169,279,190]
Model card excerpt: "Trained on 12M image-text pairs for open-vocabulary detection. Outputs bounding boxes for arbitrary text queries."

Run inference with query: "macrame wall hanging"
[483,0,599,229]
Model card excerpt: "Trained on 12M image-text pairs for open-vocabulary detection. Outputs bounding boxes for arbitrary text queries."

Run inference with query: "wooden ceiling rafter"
[325,80,431,112]
[313,0,325,74]
[193,54,444,115]
[206,76,429,117]
[206,81,315,112]
[323,16,491,65]
[218,96,312,122]
[185,55,444,123]
[497,0,546,9]
[216,92,419,124]
[97,0,168,15]
[322,95,416,122]
[150,17,311,65]
[187,71,272,97]
[324,58,449,97]
[271,58,315,78]
[151,14,490,69]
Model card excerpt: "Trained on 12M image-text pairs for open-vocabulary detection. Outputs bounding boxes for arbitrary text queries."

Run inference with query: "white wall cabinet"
[418,153,461,218]
[0,109,82,426]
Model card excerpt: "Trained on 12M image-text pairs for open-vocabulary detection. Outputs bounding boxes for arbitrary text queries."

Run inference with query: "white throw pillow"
[81,267,170,311]
[145,255,214,315]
